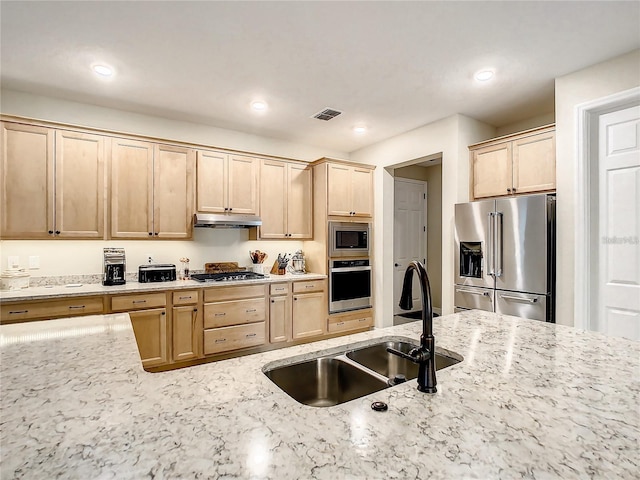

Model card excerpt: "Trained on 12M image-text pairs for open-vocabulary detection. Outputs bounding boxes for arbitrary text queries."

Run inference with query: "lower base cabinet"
[129,308,169,368]
[172,305,201,362]
[292,291,325,339]
[204,322,266,355]
[328,309,373,334]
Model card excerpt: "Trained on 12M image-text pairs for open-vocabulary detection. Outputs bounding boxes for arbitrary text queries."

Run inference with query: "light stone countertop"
[1,310,639,479]
[0,272,326,303]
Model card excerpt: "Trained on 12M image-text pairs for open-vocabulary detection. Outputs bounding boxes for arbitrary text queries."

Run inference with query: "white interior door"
[393,178,427,315]
[596,104,640,340]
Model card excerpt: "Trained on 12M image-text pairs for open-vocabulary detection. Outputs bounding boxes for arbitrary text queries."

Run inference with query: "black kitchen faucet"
[388,260,437,393]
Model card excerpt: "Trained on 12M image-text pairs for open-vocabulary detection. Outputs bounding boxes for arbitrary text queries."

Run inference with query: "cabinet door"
[1,122,54,238]
[55,130,105,238]
[154,144,195,239]
[111,138,154,238]
[196,150,227,213]
[129,308,169,368]
[512,130,556,194]
[228,154,258,214]
[472,143,512,199]
[260,159,287,238]
[350,167,373,217]
[269,294,291,343]
[327,163,352,216]
[172,305,200,362]
[292,291,326,339]
[287,163,313,238]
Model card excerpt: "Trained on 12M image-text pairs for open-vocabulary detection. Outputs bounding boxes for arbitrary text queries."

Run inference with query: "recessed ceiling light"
[474,69,494,82]
[251,101,268,112]
[92,64,113,77]
[353,126,367,134]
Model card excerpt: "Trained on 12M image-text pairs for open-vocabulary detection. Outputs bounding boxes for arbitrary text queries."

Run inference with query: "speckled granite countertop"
[1,310,638,479]
[0,272,326,302]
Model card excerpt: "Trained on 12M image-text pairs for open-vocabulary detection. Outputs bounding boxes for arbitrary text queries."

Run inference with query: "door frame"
[574,86,640,331]
[393,177,428,315]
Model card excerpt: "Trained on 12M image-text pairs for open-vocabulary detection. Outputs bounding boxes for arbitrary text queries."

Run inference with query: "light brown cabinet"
[471,126,555,199]
[1,122,106,239]
[0,296,105,324]
[269,283,291,343]
[196,151,259,215]
[327,162,373,218]
[111,138,195,239]
[257,159,312,239]
[111,292,169,368]
[327,308,373,334]
[171,290,202,362]
[291,280,326,340]
[202,284,267,355]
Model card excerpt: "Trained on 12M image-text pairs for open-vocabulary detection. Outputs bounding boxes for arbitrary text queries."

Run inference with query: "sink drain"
[371,401,388,412]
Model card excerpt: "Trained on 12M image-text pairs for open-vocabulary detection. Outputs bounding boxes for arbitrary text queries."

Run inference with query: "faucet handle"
[387,347,430,364]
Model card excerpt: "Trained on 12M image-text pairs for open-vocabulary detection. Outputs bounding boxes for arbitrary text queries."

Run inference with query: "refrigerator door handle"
[499,293,538,303]
[456,287,492,298]
[495,212,503,278]
[487,213,495,277]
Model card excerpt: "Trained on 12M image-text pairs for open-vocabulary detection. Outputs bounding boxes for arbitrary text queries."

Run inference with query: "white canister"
[251,264,264,274]
[0,269,30,290]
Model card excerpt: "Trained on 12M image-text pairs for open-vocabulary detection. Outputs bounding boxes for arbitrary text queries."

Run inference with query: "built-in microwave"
[328,222,370,257]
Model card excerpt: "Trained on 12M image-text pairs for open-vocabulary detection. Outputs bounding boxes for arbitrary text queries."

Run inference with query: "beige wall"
[555,49,640,326]
[350,114,495,327]
[393,164,443,311]
[0,89,348,161]
[496,112,555,137]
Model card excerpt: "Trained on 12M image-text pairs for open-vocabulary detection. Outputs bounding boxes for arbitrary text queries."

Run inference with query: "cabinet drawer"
[204,298,266,328]
[204,284,266,302]
[269,283,290,296]
[293,280,324,293]
[204,322,265,355]
[327,314,373,333]
[1,296,105,323]
[172,290,199,305]
[111,293,166,312]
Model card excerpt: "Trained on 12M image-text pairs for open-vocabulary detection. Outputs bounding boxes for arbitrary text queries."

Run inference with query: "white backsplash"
[0,228,304,279]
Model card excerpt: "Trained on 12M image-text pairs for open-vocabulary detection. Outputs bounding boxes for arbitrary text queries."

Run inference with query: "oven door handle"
[330,266,372,273]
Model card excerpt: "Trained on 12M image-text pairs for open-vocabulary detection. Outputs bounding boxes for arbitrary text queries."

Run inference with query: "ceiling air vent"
[312,108,343,121]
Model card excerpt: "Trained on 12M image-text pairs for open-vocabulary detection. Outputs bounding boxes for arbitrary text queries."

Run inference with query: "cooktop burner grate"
[190,271,266,282]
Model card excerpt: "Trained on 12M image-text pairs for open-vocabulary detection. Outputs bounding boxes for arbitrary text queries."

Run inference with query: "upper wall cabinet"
[196,151,259,215]
[257,159,312,239]
[326,162,374,218]
[1,122,106,239]
[111,138,195,239]
[470,125,556,200]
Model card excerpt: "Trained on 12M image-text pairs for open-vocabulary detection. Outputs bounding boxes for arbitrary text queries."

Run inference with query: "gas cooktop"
[190,271,266,283]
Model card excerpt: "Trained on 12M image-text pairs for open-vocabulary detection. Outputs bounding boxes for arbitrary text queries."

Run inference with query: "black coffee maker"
[103,248,126,286]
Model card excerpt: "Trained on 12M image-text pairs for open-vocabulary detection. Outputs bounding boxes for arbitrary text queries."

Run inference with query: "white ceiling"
[1,1,639,153]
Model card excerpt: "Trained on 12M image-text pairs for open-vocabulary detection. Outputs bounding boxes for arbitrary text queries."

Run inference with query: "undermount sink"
[346,341,462,380]
[264,337,462,407]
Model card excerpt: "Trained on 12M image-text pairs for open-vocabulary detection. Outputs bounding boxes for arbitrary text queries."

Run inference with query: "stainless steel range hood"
[193,213,262,228]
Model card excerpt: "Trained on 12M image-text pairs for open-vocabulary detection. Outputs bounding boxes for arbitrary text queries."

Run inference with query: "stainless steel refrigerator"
[454,193,556,322]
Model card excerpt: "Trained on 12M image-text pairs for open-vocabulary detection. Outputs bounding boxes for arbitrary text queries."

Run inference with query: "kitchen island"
[1,310,638,479]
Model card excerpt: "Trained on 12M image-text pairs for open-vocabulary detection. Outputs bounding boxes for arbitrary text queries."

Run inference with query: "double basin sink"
[263,337,462,407]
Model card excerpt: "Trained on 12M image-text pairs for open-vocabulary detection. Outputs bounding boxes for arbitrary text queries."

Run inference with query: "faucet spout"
[394,260,437,393]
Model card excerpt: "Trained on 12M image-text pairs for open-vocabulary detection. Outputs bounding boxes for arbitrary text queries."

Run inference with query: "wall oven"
[329,259,372,313]
[328,222,370,257]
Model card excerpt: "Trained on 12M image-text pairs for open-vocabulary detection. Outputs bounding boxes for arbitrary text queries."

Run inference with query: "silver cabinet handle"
[68,305,86,310]
[9,310,29,315]
[178,296,193,300]
[215,338,226,343]
[214,312,226,317]
[499,294,538,303]
[456,287,491,297]
[246,308,257,313]
[132,300,147,304]
[245,333,257,338]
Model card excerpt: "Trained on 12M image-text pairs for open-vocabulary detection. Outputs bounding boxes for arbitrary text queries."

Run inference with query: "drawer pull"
[132,300,147,304]
[215,338,227,343]
[214,313,226,317]
[337,321,345,326]
[274,288,285,292]
[246,308,257,313]
[245,333,257,338]
[9,310,29,315]
[358,318,367,322]
[179,296,193,300]
[305,285,315,289]
[68,305,85,310]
